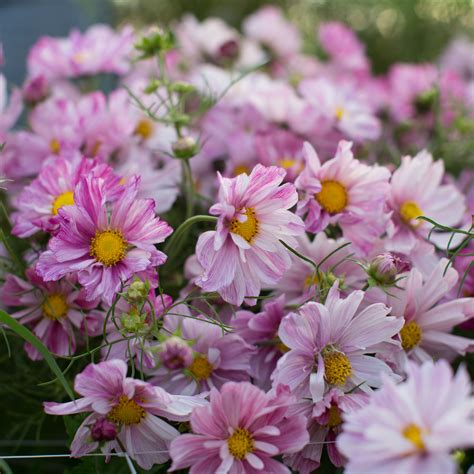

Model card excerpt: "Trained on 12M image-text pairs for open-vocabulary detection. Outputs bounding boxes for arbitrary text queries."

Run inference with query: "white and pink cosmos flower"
[169,382,309,473]
[196,164,305,306]
[295,141,390,255]
[272,284,403,402]
[0,266,103,359]
[12,153,121,237]
[37,175,172,304]
[44,359,205,470]
[386,149,466,255]
[387,259,473,365]
[337,360,474,474]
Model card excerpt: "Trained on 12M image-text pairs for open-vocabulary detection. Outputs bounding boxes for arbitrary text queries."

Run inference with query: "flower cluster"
[0,7,473,474]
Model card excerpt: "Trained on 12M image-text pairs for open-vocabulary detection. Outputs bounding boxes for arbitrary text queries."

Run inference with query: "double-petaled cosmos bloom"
[0,266,103,360]
[43,359,206,469]
[151,314,255,395]
[337,360,474,474]
[386,150,466,255]
[272,284,403,402]
[169,382,309,473]
[195,164,305,305]
[295,141,390,255]
[37,175,172,304]
[387,259,473,365]
[12,153,121,237]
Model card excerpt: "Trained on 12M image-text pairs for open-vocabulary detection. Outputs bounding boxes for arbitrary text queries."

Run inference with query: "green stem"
[182,158,195,219]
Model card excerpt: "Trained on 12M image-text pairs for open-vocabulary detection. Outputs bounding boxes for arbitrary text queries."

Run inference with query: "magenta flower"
[37,175,172,304]
[169,382,309,473]
[386,150,466,255]
[12,153,121,237]
[44,359,206,469]
[337,360,474,474]
[196,164,305,305]
[151,314,255,395]
[295,141,390,255]
[386,259,473,364]
[272,284,403,402]
[0,266,103,360]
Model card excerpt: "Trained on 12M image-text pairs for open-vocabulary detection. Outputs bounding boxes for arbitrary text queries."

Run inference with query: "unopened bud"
[121,308,146,333]
[91,418,117,442]
[127,279,149,301]
[172,136,198,159]
[368,253,410,286]
[158,336,193,370]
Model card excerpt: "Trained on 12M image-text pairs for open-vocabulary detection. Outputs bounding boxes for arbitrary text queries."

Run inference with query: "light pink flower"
[150,314,255,395]
[243,6,301,58]
[0,266,103,359]
[295,141,390,255]
[196,164,305,306]
[272,284,403,402]
[386,150,466,255]
[12,153,121,237]
[44,359,205,469]
[273,232,365,305]
[36,175,172,304]
[0,74,22,139]
[27,24,134,80]
[337,360,474,474]
[169,382,309,473]
[386,259,473,364]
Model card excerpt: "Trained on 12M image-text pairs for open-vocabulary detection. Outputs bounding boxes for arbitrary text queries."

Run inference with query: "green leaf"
[0,310,75,400]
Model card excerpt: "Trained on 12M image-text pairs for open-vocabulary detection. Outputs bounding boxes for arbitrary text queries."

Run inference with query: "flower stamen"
[51,191,75,215]
[322,347,352,385]
[107,395,145,425]
[42,294,68,320]
[90,230,128,267]
[316,180,348,214]
[399,321,422,351]
[229,208,259,243]
[227,428,254,459]
[188,355,213,381]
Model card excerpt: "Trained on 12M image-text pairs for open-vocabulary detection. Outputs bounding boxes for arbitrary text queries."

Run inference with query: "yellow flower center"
[304,273,319,288]
[322,349,352,385]
[233,165,250,176]
[335,106,345,121]
[51,191,75,216]
[134,119,154,140]
[400,321,422,351]
[275,338,290,353]
[49,138,61,155]
[327,405,343,428]
[227,428,254,460]
[188,355,213,381]
[42,294,68,320]
[400,201,423,225]
[403,423,425,450]
[316,180,348,214]
[107,395,145,426]
[90,230,128,267]
[90,140,102,157]
[229,208,259,243]
[278,158,296,169]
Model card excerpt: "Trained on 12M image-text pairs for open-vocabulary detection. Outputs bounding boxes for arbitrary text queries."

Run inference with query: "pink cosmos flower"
[295,141,390,255]
[272,284,403,402]
[0,266,103,360]
[37,175,172,304]
[386,259,473,365]
[195,164,305,306]
[150,314,255,395]
[27,24,134,80]
[318,22,369,74]
[386,150,466,255]
[169,382,309,473]
[233,295,289,390]
[243,6,301,58]
[12,153,121,237]
[337,360,474,474]
[273,232,365,305]
[284,388,369,473]
[44,359,205,469]
[297,78,381,142]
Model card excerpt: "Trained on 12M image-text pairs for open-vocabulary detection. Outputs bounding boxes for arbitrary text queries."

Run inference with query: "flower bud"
[368,253,410,286]
[158,336,193,370]
[172,136,198,159]
[127,279,149,301]
[22,75,49,104]
[91,418,117,442]
[120,308,146,333]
